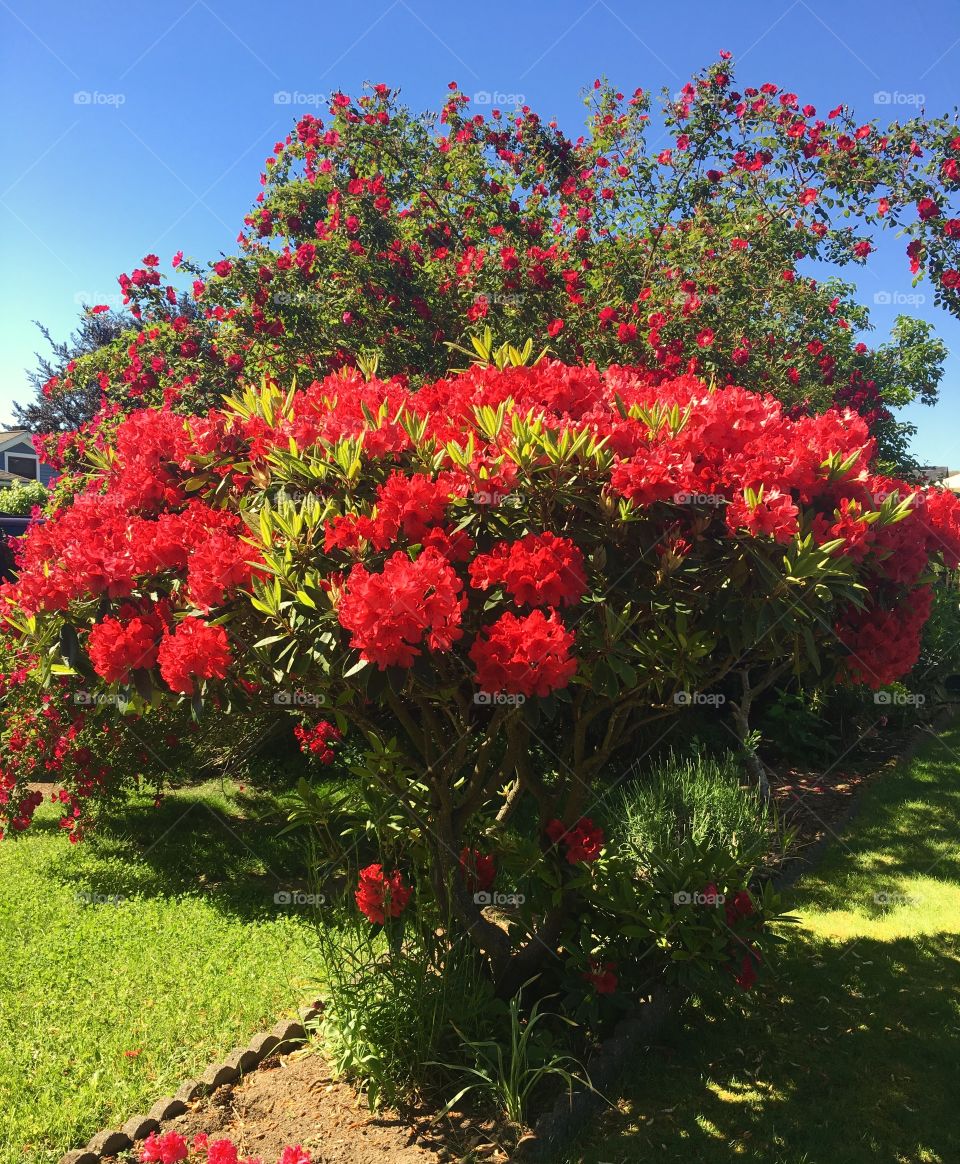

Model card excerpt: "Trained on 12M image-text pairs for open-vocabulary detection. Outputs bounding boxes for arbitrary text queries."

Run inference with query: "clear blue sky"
[1,0,958,464]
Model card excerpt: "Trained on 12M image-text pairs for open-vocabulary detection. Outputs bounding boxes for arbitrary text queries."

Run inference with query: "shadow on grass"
[576,724,960,1164]
[43,783,318,920]
[576,929,960,1164]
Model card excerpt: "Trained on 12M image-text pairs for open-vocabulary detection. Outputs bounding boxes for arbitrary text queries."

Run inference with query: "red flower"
[355,863,412,923]
[725,889,754,924]
[469,532,587,608]
[459,846,496,893]
[917,197,940,221]
[279,1150,311,1164]
[726,488,799,544]
[88,612,163,683]
[695,328,715,347]
[734,952,758,990]
[156,618,232,695]
[583,960,618,994]
[470,610,577,697]
[337,549,466,668]
[546,816,604,863]
[547,319,564,337]
[140,1132,188,1164]
[207,1141,238,1164]
[294,721,342,763]
[213,260,233,277]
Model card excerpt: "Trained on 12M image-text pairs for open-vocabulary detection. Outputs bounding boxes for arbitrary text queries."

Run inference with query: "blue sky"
[1,0,958,464]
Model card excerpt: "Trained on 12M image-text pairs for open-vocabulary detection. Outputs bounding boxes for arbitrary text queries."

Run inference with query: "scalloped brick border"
[59,1006,322,1164]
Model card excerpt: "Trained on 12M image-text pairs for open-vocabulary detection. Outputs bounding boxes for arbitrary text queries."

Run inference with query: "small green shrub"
[612,749,774,864]
[0,477,47,515]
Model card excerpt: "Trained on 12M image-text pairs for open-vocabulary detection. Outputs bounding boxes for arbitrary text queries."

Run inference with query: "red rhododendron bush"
[4,356,960,1001]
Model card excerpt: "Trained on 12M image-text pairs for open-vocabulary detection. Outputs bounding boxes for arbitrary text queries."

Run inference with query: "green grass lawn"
[575,721,960,1164]
[0,780,320,1164]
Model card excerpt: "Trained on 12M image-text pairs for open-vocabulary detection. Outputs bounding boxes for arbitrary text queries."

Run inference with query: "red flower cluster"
[156,618,232,695]
[583,959,618,994]
[546,817,605,863]
[459,846,496,894]
[293,720,342,763]
[141,1132,189,1164]
[337,549,466,668]
[469,532,587,608]
[470,610,577,696]
[88,611,164,683]
[355,863,412,923]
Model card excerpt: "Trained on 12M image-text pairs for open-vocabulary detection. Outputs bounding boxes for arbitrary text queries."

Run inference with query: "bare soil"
[160,1050,509,1164]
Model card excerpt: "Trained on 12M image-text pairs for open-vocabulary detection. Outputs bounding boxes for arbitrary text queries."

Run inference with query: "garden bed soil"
[154,1049,510,1164]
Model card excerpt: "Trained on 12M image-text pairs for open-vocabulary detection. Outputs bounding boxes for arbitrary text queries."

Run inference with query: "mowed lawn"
[575,721,960,1164]
[0,781,319,1164]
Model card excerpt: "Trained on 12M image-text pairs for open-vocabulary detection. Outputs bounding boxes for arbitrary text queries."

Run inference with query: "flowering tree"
[4,358,959,997]
[24,57,960,476]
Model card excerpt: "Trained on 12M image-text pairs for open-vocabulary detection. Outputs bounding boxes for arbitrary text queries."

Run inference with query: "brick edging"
[58,1005,322,1164]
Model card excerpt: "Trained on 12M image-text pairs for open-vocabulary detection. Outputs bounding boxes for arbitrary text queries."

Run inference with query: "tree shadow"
[576,930,960,1164]
[44,784,317,921]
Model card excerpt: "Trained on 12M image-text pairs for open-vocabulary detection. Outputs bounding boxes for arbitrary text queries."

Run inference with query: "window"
[6,455,37,480]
